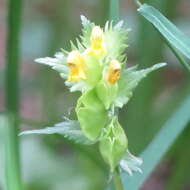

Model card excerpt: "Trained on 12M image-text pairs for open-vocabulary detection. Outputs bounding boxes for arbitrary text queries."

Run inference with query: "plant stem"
[5,0,23,189]
[113,168,124,190]
[5,114,22,190]
[109,0,119,22]
[164,39,190,73]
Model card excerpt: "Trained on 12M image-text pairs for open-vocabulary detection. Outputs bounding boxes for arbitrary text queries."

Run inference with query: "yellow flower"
[67,50,86,82]
[86,26,107,56]
[107,60,121,84]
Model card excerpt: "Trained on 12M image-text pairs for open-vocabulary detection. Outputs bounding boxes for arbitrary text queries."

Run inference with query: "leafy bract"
[35,52,69,79]
[114,63,167,108]
[104,21,129,62]
[80,15,95,48]
[120,149,143,176]
[20,119,94,145]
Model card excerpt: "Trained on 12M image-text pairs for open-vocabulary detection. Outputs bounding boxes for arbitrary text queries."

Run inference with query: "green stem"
[5,115,22,190]
[164,39,190,73]
[5,0,23,189]
[109,0,119,22]
[113,168,124,190]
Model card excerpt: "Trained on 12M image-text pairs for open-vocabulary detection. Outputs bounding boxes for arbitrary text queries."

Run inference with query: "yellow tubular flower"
[67,50,86,82]
[107,60,121,84]
[86,26,107,56]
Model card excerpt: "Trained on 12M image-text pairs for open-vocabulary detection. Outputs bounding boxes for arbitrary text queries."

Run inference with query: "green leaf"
[76,89,108,140]
[138,4,190,60]
[35,52,69,79]
[20,119,94,145]
[115,63,166,108]
[122,94,190,190]
[104,21,129,62]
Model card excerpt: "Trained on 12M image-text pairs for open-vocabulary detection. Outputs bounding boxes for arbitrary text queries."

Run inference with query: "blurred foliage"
[1,0,190,189]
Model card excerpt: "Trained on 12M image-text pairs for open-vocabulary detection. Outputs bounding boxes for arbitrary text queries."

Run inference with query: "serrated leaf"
[120,149,143,176]
[80,15,95,48]
[35,52,69,79]
[122,94,190,190]
[138,4,190,60]
[115,63,167,108]
[20,120,94,145]
[104,21,129,62]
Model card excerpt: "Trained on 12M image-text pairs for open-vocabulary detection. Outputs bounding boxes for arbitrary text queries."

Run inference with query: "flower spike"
[33,16,167,178]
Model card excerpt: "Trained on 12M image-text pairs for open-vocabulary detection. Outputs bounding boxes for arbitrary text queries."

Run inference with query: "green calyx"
[99,117,128,172]
[76,89,108,140]
[96,79,118,110]
[84,56,103,88]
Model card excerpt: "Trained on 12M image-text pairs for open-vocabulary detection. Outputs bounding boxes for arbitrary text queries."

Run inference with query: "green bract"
[84,56,103,88]
[26,15,167,175]
[96,79,118,110]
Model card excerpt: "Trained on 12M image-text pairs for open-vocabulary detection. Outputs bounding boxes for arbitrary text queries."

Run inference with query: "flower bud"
[99,117,128,172]
[86,26,107,57]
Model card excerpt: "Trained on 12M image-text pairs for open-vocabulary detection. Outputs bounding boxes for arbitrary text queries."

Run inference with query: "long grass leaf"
[138,4,190,61]
[122,94,190,190]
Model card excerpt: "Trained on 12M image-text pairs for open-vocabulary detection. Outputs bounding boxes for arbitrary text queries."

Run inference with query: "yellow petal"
[67,50,86,82]
[107,60,121,84]
[88,26,107,56]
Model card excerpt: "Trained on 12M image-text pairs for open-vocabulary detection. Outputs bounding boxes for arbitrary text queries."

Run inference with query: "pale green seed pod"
[76,89,108,140]
[99,117,128,172]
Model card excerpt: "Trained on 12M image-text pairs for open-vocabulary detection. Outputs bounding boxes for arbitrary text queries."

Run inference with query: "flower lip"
[67,50,86,82]
[107,59,121,84]
[91,26,104,42]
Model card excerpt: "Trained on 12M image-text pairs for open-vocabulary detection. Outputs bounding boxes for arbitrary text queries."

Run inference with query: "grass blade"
[138,4,190,61]
[5,0,23,189]
[1,115,22,190]
[122,94,190,190]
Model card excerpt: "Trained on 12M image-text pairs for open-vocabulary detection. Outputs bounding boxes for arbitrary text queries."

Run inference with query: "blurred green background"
[0,0,190,189]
